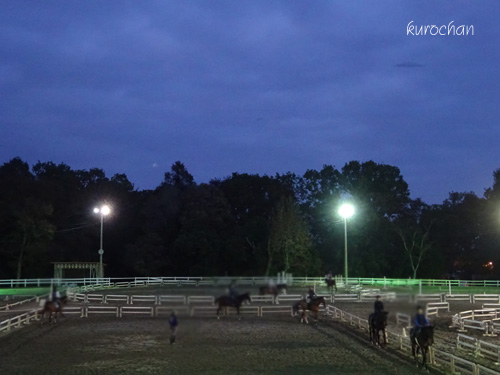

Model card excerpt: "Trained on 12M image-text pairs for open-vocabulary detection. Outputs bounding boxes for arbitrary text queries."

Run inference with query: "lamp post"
[338,203,354,288]
[93,205,110,279]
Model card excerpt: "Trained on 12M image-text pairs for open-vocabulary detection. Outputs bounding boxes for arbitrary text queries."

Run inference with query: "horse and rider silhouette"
[258,283,287,299]
[410,307,435,370]
[369,310,388,346]
[292,296,326,324]
[215,292,251,320]
[39,296,68,325]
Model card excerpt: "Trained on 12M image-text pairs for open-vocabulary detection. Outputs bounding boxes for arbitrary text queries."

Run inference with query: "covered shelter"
[52,262,105,279]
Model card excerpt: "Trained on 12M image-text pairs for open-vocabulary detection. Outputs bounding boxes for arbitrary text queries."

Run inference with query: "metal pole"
[344,217,348,287]
[100,214,104,251]
[99,214,104,279]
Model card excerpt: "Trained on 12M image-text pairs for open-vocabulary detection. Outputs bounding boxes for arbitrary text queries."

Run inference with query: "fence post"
[497,343,500,365]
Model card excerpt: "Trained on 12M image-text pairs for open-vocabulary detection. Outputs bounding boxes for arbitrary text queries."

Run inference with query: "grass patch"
[0,287,49,296]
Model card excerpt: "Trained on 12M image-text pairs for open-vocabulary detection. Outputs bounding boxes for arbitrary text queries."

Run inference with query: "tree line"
[1,157,499,280]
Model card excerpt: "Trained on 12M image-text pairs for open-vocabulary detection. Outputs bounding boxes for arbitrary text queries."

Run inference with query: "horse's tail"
[215,297,221,304]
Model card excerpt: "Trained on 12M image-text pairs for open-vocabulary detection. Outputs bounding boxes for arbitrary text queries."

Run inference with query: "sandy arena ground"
[0,314,432,375]
[2,285,498,374]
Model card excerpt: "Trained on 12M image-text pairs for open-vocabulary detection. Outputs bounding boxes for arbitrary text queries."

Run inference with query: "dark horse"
[411,326,434,370]
[324,278,337,292]
[259,284,287,300]
[369,311,389,347]
[215,292,251,320]
[292,296,326,324]
[39,296,68,325]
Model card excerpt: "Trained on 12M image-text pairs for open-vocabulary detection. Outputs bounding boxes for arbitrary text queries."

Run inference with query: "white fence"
[396,313,412,328]
[0,294,48,311]
[325,304,500,375]
[426,302,449,317]
[452,309,498,336]
[4,275,500,290]
[0,309,39,332]
[457,334,500,363]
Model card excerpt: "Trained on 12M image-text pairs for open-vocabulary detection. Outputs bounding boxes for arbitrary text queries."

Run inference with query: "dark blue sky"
[1,1,499,203]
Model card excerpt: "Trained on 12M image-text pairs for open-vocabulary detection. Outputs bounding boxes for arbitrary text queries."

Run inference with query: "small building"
[52,262,105,279]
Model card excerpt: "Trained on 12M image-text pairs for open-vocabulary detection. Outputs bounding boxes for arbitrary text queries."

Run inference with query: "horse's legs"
[216,305,221,320]
[422,347,427,370]
[382,328,387,346]
[237,306,241,321]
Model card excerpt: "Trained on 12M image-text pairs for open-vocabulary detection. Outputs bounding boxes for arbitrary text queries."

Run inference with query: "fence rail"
[326,304,500,375]
[0,309,39,332]
[3,276,500,289]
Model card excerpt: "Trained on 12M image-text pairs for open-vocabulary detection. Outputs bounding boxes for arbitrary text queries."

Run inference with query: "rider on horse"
[52,286,61,309]
[306,286,317,304]
[411,305,430,341]
[369,295,384,326]
[374,295,384,315]
[228,281,238,304]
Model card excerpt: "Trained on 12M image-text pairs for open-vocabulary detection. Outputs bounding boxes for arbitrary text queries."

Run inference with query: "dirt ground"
[2,285,498,374]
[0,314,432,375]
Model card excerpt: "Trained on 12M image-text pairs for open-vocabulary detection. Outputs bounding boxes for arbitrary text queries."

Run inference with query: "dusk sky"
[1,1,498,204]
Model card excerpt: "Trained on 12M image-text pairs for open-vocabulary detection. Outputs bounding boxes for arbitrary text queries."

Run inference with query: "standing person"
[169,311,179,345]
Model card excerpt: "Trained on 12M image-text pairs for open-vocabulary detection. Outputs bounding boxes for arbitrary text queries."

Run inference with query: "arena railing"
[2,276,500,290]
[326,304,500,375]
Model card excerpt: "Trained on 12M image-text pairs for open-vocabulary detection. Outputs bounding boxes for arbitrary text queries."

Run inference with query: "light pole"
[338,203,354,288]
[93,205,110,279]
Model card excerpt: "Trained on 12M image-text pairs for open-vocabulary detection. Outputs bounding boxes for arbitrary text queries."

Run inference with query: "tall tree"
[163,161,194,189]
[267,197,318,275]
[13,199,55,279]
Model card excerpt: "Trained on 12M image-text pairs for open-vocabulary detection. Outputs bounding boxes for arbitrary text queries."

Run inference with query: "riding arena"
[1,276,500,375]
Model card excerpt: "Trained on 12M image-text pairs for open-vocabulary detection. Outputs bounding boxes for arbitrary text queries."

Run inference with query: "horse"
[369,311,389,347]
[259,283,287,300]
[215,292,251,320]
[292,296,326,324]
[411,325,434,370]
[39,296,68,325]
[324,278,337,292]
